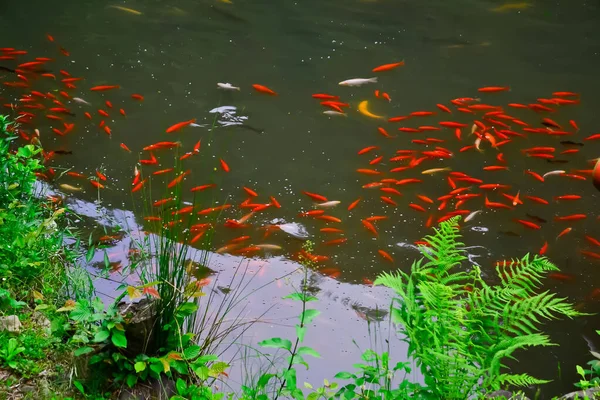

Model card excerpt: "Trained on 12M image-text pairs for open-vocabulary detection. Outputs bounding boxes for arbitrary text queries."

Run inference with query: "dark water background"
[2,0,600,396]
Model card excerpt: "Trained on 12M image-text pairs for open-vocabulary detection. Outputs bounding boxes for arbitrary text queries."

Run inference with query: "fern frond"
[496,254,559,294]
[492,373,551,389]
[502,291,582,336]
[420,216,466,275]
[488,334,555,377]
[374,269,408,294]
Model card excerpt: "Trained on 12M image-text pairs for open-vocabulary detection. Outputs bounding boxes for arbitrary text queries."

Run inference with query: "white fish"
[323,111,347,117]
[542,170,565,178]
[217,83,240,91]
[277,222,309,240]
[475,137,483,151]
[338,77,378,87]
[464,210,482,223]
[315,200,341,208]
[72,97,91,106]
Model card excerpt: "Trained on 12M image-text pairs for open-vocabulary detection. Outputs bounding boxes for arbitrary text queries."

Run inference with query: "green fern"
[374,216,584,399]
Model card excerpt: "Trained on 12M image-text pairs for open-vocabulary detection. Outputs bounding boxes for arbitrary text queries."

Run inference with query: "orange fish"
[220,158,230,172]
[378,249,394,262]
[324,238,347,246]
[132,178,148,193]
[557,227,572,239]
[539,241,548,255]
[270,196,281,208]
[362,219,378,236]
[554,214,586,221]
[143,141,180,151]
[514,219,541,230]
[153,168,174,175]
[321,227,344,233]
[166,119,196,133]
[167,170,191,188]
[90,180,105,189]
[348,197,361,211]
[90,85,120,91]
[303,191,328,202]
[380,196,397,206]
[315,215,341,223]
[131,94,144,101]
[478,86,510,93]
[372,61,404,72]
[190,184,216,192]
[252,84,277,95]
[96,170,107,181]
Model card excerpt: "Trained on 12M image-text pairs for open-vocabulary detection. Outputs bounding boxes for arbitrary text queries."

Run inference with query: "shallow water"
[2,0,600,395]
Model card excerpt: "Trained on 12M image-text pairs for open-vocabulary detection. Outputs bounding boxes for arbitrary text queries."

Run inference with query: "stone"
[557,388,600,400]
[32,311,51,330]
[0,315,21,333]
[486,390,530,400]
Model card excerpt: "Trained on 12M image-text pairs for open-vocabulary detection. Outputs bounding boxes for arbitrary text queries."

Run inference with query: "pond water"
[2,0,600,396]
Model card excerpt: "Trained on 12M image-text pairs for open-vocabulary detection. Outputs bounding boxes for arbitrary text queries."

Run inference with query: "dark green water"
[2,0,600,396]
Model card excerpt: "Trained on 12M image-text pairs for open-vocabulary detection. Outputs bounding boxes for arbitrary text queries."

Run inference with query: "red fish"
[132,178,148,193]
[372,61,405,72]
[348,197,361,211]
[191,184,216,192]
[219,158,230,172]
[409,203,426,212]
[557,227,572,239]
[167,170,191,188]
[410,111,435,117]
[380,196,397,206]
[252,84,277,95]
[90,85,120,91]
[166,119,196,133]
[143,141,180,151]
[131,94,144,101]
[358,146,378,155]
[439,121,468,128]
[478,86,510,92]
[153,168,174,175]
[302,191,327,202]
[378,249,394,262]
[539,241,548,255]
[270,196,281,208]
[554,195,581,201]
[514,219,541,230]
[436,104,452,113]
[554,214,586,221]
[312,93,339,100]
[525,195,549,205]
[586,236,600,248]
[484,196,512,210]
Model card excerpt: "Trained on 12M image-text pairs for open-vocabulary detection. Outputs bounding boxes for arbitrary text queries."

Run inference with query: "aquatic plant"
[375,216,583,398]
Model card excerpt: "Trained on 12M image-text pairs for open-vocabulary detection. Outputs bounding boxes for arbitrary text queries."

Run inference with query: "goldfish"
[143,141,181,151]
[422,167,451,175]
[303,191,327,202]
[166,119,196,133]
[339,77,378,86]
[478,86,510,92]
[557,227,572,239]
[108,5,142,15]
[90,85,120,91]
[491,2,533,12]
[358,146,379,154]
[378,249,394,262]
[60,184,82,192]
[554,214,587,221]
[348,198,361,211]
[357,100,383,119]
[372,61,405,72]
[252,84,277,95]
[514,219,541,230]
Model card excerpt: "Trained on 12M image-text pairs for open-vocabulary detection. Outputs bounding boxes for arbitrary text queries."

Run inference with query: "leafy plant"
[375,216,583,398]
[0,338,25,369]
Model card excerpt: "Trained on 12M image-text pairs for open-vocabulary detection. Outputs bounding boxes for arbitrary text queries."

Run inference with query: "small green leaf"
[134,361,146,373]
[284,292,318,302]
[297,346,321,358]
[577,365,586,377]
[296,325,306,342]
[93,329,110,343]
[300,309,320,324]
[257,373,276,389]
[284,368,297,390]
[183,345,201,360]
[86,246,95,263]
[111,329,127,348]
[197,354,219,364]
[209,361,229,378]
[126,374,137,388]
[194,365,209,380]
[304,382,313,389]
[334,372,354,380]
[103,250,110,269]
[258,337,293,351]
[73,381,85,395]
[177,302,199,317]
[74,346,94,357]
[176,378,187,395]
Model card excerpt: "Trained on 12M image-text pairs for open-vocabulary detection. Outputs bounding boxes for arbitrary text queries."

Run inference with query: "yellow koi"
[358,100,383,119]
[421,167,452,175]
[108,5,143,15]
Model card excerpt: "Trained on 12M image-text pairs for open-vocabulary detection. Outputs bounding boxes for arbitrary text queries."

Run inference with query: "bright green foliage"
[0,115,68,304]
[375,216,582,399]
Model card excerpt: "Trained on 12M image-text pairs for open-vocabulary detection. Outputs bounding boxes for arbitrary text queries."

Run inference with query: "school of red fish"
[2,36,600,292]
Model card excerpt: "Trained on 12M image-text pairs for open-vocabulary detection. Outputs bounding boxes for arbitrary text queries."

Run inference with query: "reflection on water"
[2,0,600,395]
